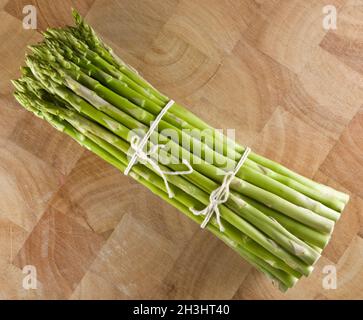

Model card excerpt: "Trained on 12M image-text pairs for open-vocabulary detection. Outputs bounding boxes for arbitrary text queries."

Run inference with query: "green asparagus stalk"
[12,10,350,291]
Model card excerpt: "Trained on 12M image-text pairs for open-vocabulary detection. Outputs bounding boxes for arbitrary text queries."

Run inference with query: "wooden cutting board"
[0,0,362,299]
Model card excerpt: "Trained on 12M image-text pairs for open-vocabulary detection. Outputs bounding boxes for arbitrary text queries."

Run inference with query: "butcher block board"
[0,0,362,300]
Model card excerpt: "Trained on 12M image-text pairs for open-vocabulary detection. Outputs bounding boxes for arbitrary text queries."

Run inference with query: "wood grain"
[0,0,362,299]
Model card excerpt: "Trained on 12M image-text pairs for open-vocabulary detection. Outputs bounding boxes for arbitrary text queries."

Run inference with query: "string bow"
[190,147,251,232]
[124,99,193,198]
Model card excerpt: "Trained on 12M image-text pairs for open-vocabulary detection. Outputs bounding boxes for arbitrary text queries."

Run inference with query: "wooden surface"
[0,0,362,300]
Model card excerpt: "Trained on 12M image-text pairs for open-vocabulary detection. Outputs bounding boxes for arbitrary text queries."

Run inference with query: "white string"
[190,147,251,232]
[124,100,193,198]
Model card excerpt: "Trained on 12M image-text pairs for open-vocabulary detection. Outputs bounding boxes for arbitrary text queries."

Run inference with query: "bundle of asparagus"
[13,10,349,291]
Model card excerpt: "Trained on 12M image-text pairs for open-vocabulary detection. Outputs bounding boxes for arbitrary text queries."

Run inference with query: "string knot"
[124,100,193,198]
[190,147,251,232]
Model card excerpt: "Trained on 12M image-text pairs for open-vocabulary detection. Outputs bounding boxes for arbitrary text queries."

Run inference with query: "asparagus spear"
[11,10,351,290]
